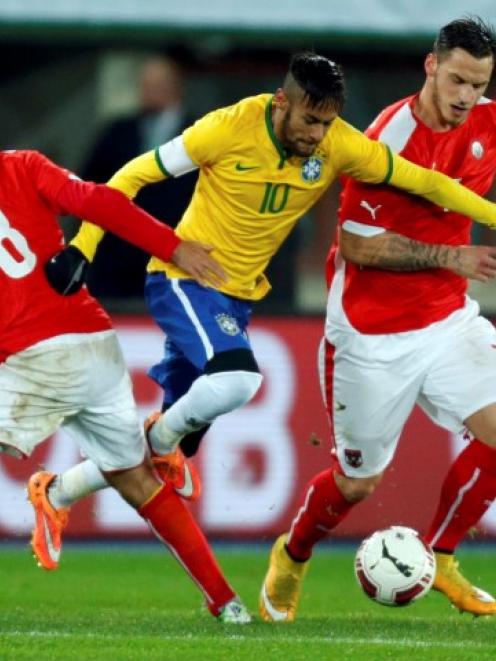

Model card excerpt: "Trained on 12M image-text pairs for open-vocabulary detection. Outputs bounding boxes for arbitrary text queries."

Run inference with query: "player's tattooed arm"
[340,228,496,282]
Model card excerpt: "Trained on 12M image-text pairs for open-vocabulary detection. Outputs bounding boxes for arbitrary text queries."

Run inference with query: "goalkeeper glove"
[44,245,89,295]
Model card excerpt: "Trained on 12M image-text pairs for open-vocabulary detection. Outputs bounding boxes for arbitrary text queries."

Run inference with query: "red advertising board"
[1,316,494,541]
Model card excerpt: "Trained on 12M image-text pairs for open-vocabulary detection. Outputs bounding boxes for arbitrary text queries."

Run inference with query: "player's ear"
[425,53,437,78]
[274,88,289,111]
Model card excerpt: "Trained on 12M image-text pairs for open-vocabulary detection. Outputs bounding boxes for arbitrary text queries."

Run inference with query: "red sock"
[426,439,496,553]
[286,467,355,561]
[139,484,235,616]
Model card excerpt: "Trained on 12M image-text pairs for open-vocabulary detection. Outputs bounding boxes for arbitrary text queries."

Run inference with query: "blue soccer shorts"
[144,274,253,406]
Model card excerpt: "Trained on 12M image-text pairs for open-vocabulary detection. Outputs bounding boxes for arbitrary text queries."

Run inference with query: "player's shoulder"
[198,93,269,131]
[0,149,43,177]
[470,96,496,124]
[1,148,37,163]
[366,95,415,139]
[326,116,361,142]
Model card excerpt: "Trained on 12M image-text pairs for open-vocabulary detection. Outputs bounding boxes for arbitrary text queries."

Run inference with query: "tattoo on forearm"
[369,235,455,271]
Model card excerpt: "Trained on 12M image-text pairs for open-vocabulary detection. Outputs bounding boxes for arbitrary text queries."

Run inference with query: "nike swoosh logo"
[175,464,194,498]
[43,512,60,562]
[473,587,496,603]
[235,163,260,171]
[63,260,86,295]
[260,583,289,621]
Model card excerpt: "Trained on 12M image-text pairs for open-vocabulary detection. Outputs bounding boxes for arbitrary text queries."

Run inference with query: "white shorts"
[321,298,496,478]
[0,331,145,472]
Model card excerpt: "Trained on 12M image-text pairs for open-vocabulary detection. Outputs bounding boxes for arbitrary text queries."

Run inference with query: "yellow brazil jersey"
[72,93,496,300]
[153,93,392,300]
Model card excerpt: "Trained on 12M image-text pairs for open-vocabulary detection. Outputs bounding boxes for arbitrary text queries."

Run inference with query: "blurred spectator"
[82,55,198,299]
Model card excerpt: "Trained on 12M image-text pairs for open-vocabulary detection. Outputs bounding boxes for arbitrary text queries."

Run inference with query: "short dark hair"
[284,52,346,112]
[434,16,496,61]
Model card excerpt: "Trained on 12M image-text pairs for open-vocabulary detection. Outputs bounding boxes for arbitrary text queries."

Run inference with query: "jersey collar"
[265,96,290,169]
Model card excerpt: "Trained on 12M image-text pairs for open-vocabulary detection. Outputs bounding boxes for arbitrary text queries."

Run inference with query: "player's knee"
[335,472,382,503]
[205,370,263,411]
[205,348,260,375]
[204,349,263,409]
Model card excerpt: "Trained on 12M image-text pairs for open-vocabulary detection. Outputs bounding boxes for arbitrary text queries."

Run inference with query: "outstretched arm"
[72,138,199,261]
[340,227,496,282]
[71,149,168,260]
[337,124,496,228]
[388,152,496,229]
[57,179,180,261]
[46,177,225,294]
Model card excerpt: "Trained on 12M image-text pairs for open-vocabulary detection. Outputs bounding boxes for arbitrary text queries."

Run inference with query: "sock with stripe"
[286,467,355,562]
[139,483,235,616]
[426,439,496,552]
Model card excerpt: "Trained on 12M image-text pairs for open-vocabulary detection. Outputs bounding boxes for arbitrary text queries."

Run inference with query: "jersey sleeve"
[58,180,180,262]
[71,149,165,260]
[333,120,393,184]
[334,122,496,229]
[182,105,236,166]
[26,151,77,213]
[388,152,496,227]
[155,135,198,177]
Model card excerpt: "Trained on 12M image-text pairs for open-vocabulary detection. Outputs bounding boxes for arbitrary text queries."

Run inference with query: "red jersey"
[326,95,496,334]
[0,150,112,360]
[0,150,181,361]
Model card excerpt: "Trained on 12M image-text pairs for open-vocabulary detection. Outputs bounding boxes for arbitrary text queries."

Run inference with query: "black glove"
[44,245,90,295]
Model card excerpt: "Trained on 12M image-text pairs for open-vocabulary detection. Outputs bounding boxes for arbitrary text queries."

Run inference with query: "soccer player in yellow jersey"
[40,52,496,509]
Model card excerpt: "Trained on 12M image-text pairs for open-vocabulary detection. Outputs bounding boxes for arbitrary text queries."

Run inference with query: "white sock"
[149,370,262,455]
[48,459,108,509]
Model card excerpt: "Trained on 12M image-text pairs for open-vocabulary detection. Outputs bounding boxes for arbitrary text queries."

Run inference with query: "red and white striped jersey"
[326,94,496,334]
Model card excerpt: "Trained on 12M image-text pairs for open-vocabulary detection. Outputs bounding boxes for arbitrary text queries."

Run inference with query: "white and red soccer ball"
[354,526,436,606]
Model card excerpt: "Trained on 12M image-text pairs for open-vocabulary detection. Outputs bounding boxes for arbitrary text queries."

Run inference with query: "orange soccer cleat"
[144,412,201,501]
[259,534,310,622]
[434,552,496,616]
[27,471,69,571]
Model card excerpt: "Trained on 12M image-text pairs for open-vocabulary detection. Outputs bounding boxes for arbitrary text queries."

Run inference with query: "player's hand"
[44,245,90,295]
[447,245,496,282]
[171,241,227,288]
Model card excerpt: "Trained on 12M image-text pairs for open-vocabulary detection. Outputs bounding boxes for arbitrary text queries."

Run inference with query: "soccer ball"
[354,526,436,606]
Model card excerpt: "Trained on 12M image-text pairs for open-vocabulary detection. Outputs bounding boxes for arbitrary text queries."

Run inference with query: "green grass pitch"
[0,543,495,660]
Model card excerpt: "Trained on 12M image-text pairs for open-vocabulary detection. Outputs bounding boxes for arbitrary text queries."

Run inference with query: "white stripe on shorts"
[171,279,214,361]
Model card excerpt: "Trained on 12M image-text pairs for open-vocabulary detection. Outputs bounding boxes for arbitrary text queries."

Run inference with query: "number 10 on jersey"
[259,183,290,214]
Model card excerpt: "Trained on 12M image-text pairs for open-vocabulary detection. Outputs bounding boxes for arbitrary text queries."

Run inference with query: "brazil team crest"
[301,156,323,183]
[215,313,240,336]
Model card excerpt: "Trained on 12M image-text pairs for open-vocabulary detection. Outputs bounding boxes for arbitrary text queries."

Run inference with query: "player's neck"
[414,87,457,133]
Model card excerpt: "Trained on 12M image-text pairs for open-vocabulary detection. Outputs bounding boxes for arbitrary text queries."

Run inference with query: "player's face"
[427,48,493,127]
[276,92,337,157]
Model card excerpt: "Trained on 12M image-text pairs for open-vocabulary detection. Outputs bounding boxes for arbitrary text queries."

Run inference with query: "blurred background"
[1,0,496,542]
